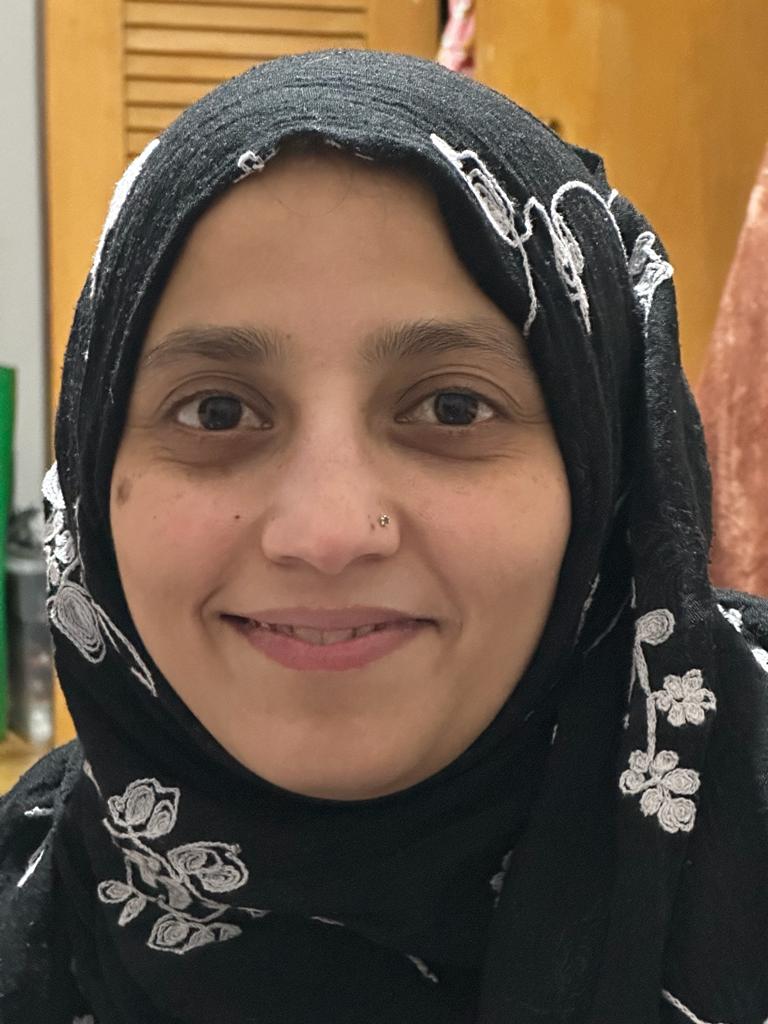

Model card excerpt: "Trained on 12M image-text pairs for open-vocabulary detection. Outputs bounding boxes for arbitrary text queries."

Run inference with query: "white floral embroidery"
[16,838,48,889]
[23,805,54,818]
[42,463,157,696]
[93,775,269,955]
[661,988,730,1024]
[490,848,513,907]
[235,145,278,181]
[628,231,674,323]
[718,602,768,673]
[618,609,715,833]
[82,759,103,797]
[620,750,699,833]
[717,603,743,633]
[430,134,673,337]
[407,955,439,984]
[655,669,716,727]
[576,572,601,639]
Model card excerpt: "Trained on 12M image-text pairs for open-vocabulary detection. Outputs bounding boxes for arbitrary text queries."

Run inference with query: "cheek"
[458,458,571,621]
[111,470,244,609]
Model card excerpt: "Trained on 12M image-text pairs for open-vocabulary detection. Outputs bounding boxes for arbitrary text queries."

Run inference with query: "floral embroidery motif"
[234,145,278,182]
[490,848,513,907]
[717,602,743,633]
[42,463,157,696]
[627,231,674,323]
[430,135,673,339]
[620,750,699,833]
[407,955,439,984]
[752,646,768,674]
[94,775,268,955]
[576,572,601,639]
[619,609,715,833]
[655,670,716,727]
[718,602,768,674]
[661,988,730,1024]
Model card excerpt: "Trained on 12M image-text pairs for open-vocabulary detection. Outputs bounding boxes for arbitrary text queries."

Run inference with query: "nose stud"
[377,514,390,527]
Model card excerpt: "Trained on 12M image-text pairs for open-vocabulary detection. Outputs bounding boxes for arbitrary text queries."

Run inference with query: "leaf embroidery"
[91,775,268,956]
[41,462,157,695]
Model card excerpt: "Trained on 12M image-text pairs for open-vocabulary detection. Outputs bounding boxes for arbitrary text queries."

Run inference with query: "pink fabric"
[695,144,768,595]
[436,0,475,76]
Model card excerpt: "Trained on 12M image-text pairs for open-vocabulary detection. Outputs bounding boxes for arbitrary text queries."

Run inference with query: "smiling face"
[109,146,571,800]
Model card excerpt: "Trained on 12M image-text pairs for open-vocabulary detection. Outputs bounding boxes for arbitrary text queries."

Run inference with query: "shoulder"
[0,741,85,1021]
[0,738,83,900]
[0,739,84,876]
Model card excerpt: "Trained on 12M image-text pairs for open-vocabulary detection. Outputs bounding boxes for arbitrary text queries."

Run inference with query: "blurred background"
[1,0,766,788]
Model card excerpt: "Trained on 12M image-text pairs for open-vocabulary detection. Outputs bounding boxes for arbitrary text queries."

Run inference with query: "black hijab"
[2,49,767,1024]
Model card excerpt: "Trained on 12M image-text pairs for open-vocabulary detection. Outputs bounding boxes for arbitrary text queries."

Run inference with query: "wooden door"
[45,0,438,746]
[474,0,768,383]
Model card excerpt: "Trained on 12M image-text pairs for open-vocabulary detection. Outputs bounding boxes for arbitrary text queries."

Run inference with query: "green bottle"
[0,366,15,741]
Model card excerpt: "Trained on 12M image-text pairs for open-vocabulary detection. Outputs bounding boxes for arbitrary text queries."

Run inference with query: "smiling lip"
[236,606,431,630]
[227,617,431,671]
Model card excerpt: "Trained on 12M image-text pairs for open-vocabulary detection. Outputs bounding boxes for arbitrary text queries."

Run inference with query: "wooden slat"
[127,103,186,131]
[155,0,365,9]
[127,52,264,81]
[126,1,366,35]
[126,26,363,57]
[127,77,221,105]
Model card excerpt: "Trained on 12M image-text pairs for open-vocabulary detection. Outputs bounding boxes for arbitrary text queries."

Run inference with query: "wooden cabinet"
[44,0,438,747]
[474,0,768,382]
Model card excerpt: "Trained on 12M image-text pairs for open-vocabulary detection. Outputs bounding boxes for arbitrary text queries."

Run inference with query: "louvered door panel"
[125,1,369,157]
[125,2,367,34]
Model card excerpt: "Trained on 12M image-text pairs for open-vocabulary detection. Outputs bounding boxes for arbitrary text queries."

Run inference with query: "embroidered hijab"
[2,49,768,1024]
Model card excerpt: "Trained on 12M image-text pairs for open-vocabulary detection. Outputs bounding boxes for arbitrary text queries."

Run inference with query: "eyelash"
[171,386,501,433]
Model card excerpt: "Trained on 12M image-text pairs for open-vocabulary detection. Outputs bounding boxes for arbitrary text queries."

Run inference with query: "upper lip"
[234,607,432,629]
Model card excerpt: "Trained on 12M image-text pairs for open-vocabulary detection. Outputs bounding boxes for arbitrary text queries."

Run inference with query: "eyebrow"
[141,318,533,377]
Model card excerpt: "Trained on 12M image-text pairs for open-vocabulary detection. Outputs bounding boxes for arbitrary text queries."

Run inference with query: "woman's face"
[110,148,571,799]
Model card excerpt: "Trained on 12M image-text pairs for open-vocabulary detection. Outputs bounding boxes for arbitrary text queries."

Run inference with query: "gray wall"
[0,0,47,511]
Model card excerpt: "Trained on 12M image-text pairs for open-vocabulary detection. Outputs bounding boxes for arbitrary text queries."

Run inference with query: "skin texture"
[110,147,571,800]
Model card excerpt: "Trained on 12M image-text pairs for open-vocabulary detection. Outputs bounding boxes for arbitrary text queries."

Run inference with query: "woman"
[1,48,766,1024]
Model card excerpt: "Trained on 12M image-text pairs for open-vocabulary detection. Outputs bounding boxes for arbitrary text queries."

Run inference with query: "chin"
[234,740,434,802]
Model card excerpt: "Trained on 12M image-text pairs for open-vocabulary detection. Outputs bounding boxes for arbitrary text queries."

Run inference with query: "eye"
[174,393,265,431]
[400,389,498,428]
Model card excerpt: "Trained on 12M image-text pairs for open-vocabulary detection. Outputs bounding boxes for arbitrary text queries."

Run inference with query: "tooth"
[291,627,356,644]
[353,625,377,638]
[254,622,386,644]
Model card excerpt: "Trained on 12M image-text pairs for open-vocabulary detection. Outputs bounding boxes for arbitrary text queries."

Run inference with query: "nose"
[259,436,400,575]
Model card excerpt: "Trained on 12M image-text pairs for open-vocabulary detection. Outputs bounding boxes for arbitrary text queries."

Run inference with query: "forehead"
[185,145,445,251]
[140,146,531,364]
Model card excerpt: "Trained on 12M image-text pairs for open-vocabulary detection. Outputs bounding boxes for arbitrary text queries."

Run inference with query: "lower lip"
[228,618,431,671]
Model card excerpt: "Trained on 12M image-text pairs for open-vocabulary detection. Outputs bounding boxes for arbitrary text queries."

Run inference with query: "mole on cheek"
[114,478,133,506]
